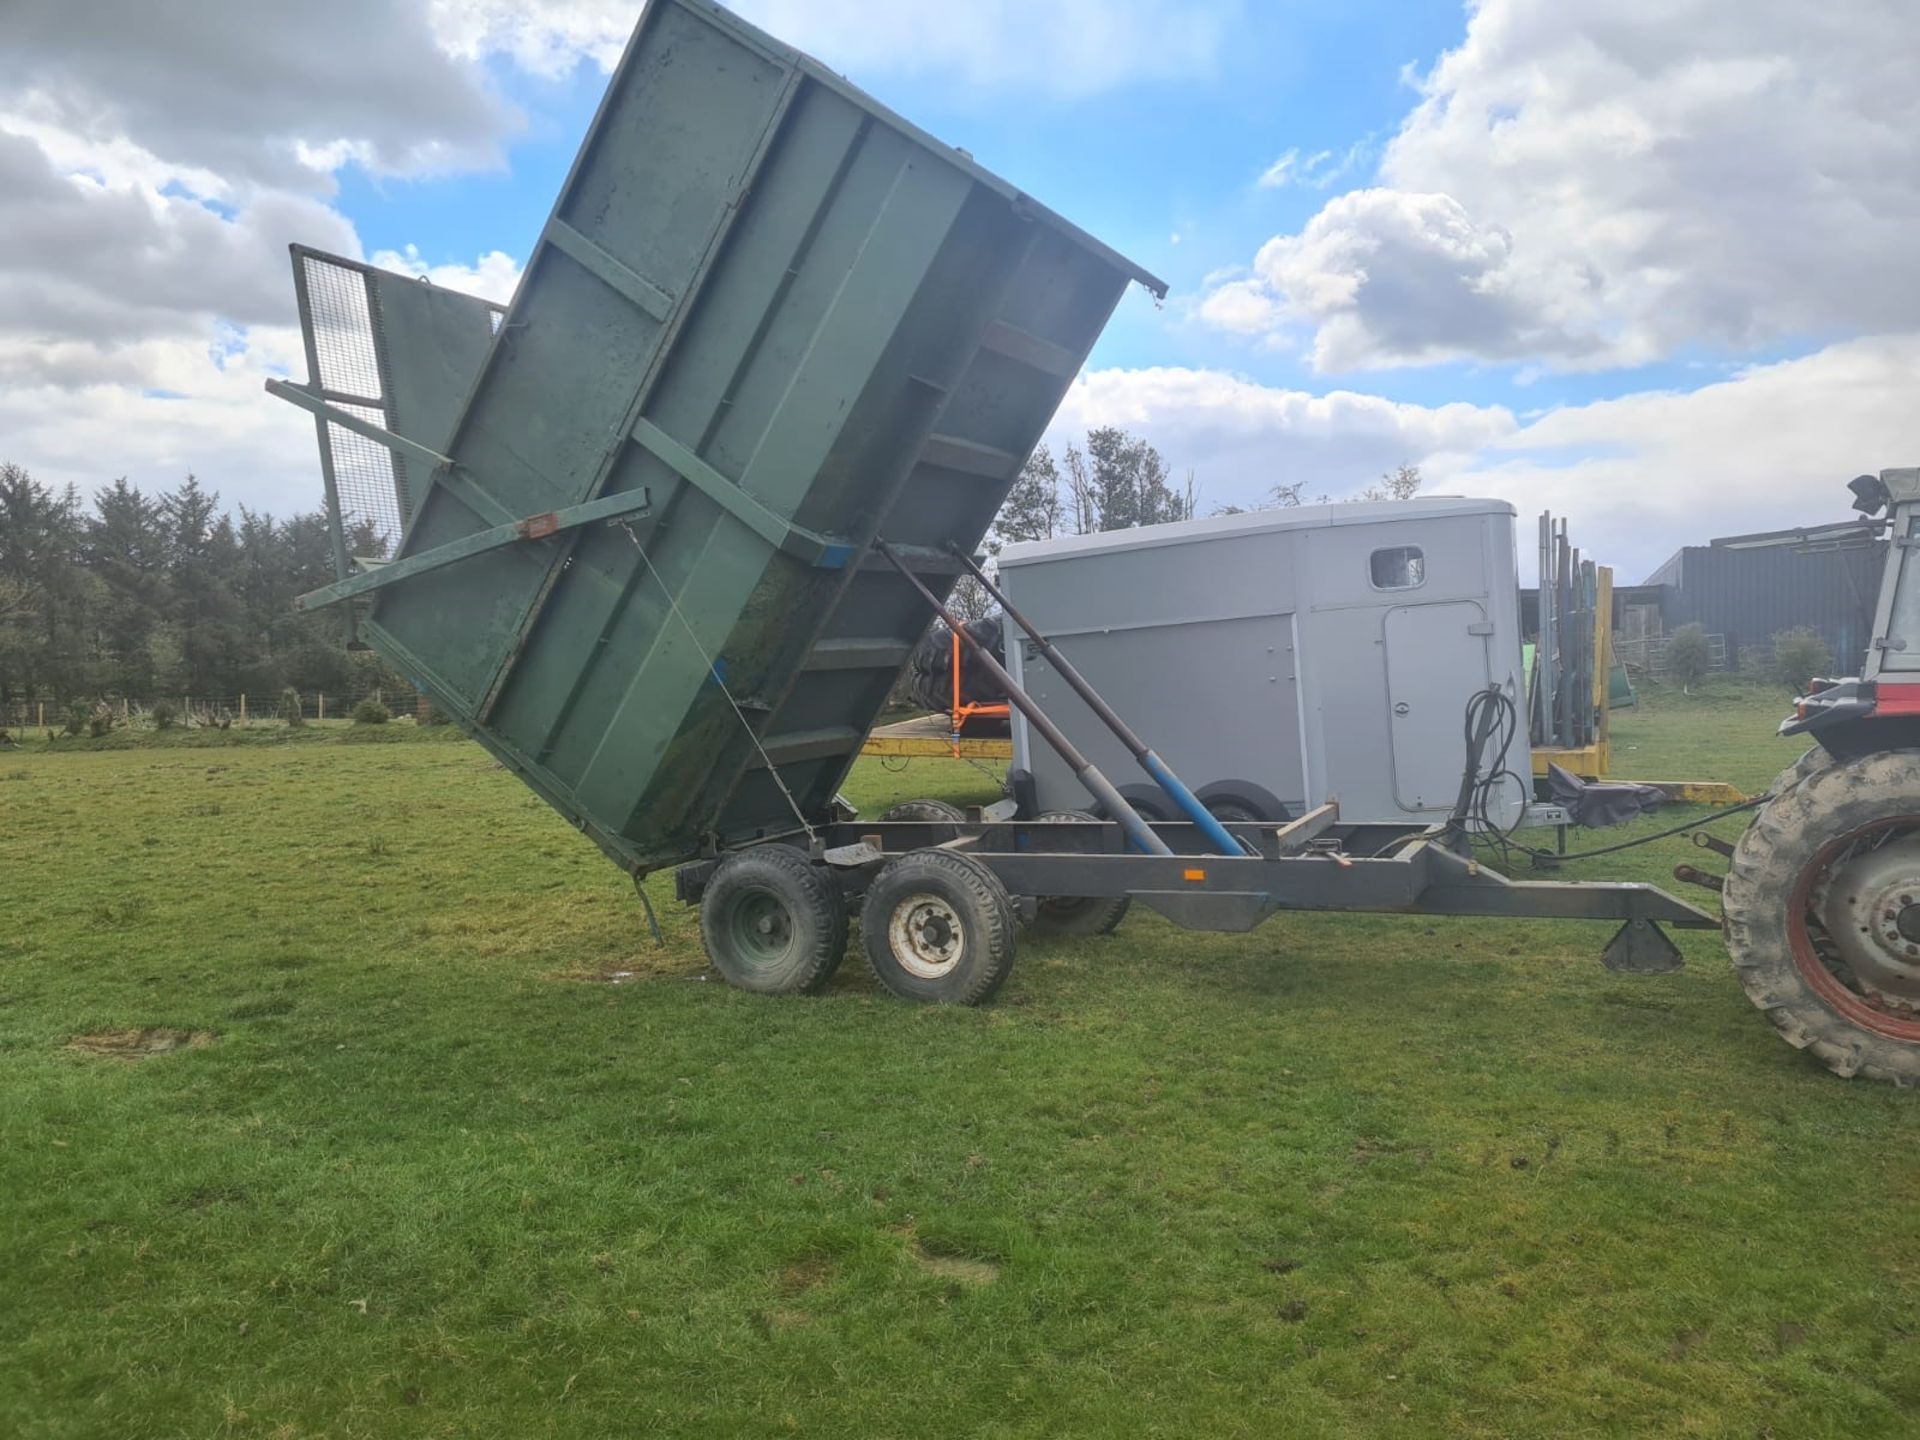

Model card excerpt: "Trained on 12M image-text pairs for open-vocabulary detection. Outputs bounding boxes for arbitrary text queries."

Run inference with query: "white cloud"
[1240,188,1606,371]
[1205,0,1920,371]
[432,0,1240,97]
[1196,279,1287,337]
[0,2,527,517]
[370,245,524,306]
[1458,334,1920,579]
[1056,338,1920,581]
[1048,366,1517,509]
[8,0,513,191]
[1256,140,1369,191]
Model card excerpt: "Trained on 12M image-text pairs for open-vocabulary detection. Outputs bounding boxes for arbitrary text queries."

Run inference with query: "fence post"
[36,702,43,729]
[239,693,247,725]
[318,693,325,722]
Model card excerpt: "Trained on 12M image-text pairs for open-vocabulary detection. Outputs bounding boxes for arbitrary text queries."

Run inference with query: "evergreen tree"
[161,475,247,699]
[0,464,91,703]
[86,477,170,696]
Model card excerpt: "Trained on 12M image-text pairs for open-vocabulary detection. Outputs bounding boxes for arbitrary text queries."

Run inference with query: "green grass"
[2,686,1916,1438]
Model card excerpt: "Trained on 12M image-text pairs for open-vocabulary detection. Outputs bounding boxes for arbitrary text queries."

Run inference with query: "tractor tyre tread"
[1722,749,1920,1085]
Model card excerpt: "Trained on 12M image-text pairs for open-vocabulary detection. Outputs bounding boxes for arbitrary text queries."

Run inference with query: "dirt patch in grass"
[910,1239,1000,1287]
[778,1256,837,1295]
[66,1027,215,1059]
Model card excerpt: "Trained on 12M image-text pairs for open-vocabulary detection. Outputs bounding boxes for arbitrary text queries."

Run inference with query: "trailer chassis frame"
[674,805,1717,974]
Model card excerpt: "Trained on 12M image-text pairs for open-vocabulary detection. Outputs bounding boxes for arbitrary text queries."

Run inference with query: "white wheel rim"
[888,892,965,979]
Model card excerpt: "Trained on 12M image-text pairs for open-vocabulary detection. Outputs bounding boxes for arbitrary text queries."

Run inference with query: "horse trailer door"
[1383,601,1492,812]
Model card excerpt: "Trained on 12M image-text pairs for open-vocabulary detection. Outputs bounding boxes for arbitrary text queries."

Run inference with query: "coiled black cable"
[1449,683,1768,867]
[1449,684,1530,859]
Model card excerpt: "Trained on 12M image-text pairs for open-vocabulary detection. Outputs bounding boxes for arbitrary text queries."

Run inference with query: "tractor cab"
[1780,467,1920,758]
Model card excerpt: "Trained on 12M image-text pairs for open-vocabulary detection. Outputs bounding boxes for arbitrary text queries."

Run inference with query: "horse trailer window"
[1370,545,1425,590]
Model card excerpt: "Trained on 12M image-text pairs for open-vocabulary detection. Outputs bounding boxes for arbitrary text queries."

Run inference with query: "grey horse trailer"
[999,498,1531,829]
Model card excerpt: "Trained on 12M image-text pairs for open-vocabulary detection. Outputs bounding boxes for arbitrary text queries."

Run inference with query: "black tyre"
[879,799,967,824]
[699,846,848,996]
[1766,744,1832,799]
[1024,810,1130,938]
[1206,798,1263,824]
[860,850,1017,1004]
[1723,750,1920,1084]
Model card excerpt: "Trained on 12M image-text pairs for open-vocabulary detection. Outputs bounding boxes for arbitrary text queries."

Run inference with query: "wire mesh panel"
[296,255,403,566]
[291,249,506,574]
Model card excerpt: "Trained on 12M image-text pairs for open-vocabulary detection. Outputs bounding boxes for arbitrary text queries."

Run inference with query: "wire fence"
[1612,631,1732,680]
[0,687,433,734]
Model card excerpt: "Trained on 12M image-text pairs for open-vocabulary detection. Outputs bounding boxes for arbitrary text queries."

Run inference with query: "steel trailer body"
[273,0,1164,878]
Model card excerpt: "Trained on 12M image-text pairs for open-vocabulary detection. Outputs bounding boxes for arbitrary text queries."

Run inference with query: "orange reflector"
[1183,868,1207,883]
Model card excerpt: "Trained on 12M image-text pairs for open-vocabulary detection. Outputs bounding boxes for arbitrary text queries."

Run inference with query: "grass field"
[3,682,1916,1438]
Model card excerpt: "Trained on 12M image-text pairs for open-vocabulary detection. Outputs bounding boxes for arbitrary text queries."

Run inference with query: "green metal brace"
[294,488,654,611]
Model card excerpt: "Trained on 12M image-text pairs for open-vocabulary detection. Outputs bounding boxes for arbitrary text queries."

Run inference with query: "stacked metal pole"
[1534,512,1598,751]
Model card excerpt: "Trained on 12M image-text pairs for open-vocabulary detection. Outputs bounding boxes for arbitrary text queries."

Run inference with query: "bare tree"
[1357,462,1422,503]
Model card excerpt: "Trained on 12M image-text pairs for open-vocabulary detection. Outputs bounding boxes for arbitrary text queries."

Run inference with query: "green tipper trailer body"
[275,0,1164,876]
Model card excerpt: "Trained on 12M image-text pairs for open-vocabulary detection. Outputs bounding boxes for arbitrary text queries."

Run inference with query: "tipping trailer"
[276,1,1737,1056]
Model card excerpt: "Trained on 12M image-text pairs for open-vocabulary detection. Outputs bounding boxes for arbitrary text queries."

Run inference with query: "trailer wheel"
[879,799,967,824]
[1723,750,1920,1084]
[1024,810,1130,938]
[699,846,848,996]
[860,850,1016,1004]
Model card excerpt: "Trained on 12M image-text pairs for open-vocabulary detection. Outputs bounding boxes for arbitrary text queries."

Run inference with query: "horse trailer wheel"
[878,799,967,823]
[1023,810,1131,938]
[860,850,1016,1004]
[699,846,848,996]
[1723,749,1920,1084]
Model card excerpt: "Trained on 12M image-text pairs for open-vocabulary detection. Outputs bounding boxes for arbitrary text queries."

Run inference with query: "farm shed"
[1643,520,1887,672]
[998,498,1530,830]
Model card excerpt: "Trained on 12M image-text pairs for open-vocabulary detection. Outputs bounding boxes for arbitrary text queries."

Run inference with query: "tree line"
[0,462,402,709]
[0,429,1417,707]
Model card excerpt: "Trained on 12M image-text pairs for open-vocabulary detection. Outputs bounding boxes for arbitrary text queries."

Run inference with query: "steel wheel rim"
[888,892,965,979]
[1789,816,1920,1043]
[726,889,795,969]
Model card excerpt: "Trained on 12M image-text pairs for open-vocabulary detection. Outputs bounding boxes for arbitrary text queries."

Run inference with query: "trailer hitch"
[1672,862,1725,894]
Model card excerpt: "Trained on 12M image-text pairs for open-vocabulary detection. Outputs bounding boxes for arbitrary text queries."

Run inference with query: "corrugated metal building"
[1643,521,1886,672]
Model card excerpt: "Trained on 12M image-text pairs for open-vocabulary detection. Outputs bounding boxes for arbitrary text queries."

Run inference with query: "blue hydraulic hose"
[1141,750,1247,858]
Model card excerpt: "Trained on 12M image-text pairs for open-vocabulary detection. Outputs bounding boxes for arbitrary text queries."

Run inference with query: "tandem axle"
[673,804,1718,1005]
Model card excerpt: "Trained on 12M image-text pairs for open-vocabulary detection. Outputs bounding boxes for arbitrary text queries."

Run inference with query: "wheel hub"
[1816,835,1920,1004]
[889,893,965,979]
[729,891,794,966]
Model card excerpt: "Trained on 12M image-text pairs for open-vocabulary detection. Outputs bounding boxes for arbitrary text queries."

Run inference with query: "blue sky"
[6,0,1920,580]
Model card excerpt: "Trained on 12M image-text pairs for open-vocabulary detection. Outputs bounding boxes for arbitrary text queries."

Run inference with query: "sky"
[5,0,1920,582]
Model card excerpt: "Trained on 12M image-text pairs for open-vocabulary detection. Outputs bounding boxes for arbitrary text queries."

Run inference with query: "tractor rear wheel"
[1765,743,1832,800]
[1723,749,1920,1084]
